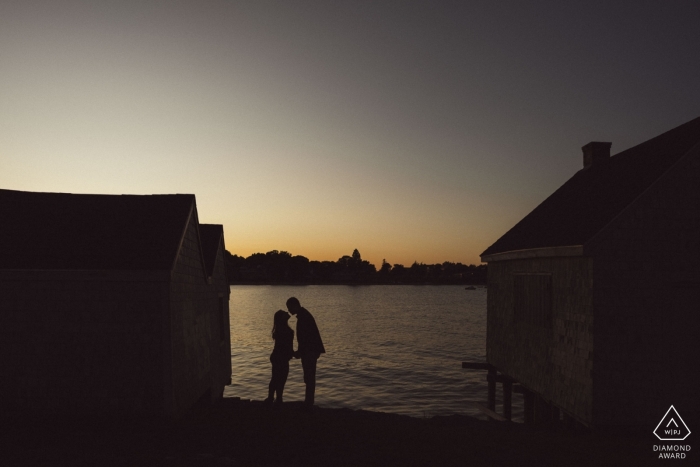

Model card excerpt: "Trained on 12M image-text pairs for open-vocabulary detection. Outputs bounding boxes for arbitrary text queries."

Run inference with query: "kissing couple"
[265,297,325,411]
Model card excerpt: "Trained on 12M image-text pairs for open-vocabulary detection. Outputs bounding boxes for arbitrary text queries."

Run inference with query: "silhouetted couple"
[265,297,325,411]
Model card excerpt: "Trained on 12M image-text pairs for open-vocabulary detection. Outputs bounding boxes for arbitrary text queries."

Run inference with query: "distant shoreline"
[225,250,487,286]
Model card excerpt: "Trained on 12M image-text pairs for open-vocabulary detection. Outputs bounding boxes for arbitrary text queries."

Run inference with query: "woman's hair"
[272,310,291,340]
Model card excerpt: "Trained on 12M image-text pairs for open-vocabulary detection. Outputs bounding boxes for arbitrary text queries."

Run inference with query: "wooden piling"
[523,389,534,424]
[487,367,496,411]
[502,380,512,421]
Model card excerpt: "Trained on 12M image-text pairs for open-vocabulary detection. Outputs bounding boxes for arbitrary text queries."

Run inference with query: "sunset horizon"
[3,2,699,269]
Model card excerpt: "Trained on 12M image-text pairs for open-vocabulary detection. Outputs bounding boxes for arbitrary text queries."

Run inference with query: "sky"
[1,1,699,267]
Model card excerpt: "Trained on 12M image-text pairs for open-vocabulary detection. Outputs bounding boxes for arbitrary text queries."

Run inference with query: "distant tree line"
[224,249,486,285]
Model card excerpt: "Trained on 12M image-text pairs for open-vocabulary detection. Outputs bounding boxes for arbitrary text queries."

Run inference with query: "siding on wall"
[0,270,169,416]
[487,256,593,424]
[209,239,232,388]
[586,145,700,427]
[168,213,229,416]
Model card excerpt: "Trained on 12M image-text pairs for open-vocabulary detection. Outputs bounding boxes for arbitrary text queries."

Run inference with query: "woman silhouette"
[264,310,295,406]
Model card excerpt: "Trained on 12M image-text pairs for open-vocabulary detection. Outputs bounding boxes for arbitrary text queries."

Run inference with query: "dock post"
[523,389,534,424]
[487,367,496,411]
[502,380,512,421]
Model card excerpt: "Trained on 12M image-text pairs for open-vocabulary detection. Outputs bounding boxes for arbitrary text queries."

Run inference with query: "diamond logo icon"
[654,405,691,441]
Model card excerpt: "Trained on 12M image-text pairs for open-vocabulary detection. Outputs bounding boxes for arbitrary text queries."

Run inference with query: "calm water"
[224,285,522,420]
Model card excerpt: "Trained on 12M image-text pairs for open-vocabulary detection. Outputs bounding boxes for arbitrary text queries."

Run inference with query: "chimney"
[582,142,612,168]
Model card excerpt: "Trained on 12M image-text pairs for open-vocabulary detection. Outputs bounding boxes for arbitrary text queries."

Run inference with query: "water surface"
[224,285,520,420]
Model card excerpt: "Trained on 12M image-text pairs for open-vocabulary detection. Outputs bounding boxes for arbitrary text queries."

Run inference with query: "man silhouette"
[286,297,325,410]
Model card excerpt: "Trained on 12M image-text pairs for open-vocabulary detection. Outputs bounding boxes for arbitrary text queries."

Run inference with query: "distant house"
[481,117,700,428]
[0,190,232,418]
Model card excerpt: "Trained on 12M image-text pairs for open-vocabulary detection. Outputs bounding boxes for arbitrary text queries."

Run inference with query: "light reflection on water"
[224,285,523,420]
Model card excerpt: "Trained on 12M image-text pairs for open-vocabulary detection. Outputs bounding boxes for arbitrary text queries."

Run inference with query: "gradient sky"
[2,1,699,267]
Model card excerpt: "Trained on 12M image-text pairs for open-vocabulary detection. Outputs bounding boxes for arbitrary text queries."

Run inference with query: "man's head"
[286,297,301,315]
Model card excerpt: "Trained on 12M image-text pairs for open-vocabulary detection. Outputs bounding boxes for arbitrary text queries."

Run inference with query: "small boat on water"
[464,286,476,290]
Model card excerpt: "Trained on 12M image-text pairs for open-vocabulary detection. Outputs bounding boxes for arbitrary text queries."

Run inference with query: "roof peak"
[481,115,700,259]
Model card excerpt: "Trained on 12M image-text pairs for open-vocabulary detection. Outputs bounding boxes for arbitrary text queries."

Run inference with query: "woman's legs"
[274,360,290,401]
[269,359,290,402]
[267,357,278,402]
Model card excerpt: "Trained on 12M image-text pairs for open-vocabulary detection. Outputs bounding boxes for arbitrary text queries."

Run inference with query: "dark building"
[481,117,700,428]
[0,189,232,418]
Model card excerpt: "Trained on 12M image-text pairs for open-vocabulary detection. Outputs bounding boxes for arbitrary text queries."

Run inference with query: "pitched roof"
[481,116,700,257]
[0,190,195,270]
[199,224,224,277]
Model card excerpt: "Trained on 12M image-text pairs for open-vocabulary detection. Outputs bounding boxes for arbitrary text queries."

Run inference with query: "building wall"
[210,239,233,390]
[586,146,700,427]
[487,256,594,424]
[168,214,231,417]
[0,269,169,417]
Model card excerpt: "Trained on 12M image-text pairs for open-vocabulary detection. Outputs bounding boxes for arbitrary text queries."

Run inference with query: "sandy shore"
[4,398,665,466]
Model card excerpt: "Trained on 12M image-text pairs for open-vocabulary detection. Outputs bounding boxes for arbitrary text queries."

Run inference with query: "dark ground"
[2,398,673,466]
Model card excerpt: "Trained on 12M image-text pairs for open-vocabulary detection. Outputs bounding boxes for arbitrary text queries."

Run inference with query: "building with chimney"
[480,117,700,428]
[0,190,232,418]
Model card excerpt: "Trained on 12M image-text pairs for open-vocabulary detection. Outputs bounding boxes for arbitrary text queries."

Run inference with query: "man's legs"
[300,354,318,406]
